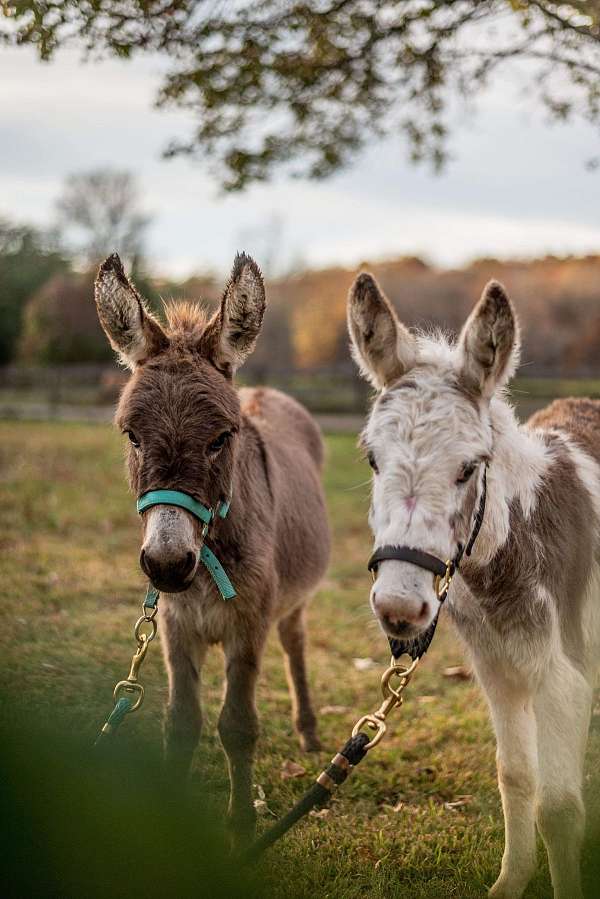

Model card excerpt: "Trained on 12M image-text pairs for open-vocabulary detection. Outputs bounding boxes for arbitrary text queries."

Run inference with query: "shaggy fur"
[348,273,600,899]
[95,253,330,838]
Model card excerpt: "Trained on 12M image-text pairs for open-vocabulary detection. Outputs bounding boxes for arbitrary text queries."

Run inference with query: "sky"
[1,43,600,279]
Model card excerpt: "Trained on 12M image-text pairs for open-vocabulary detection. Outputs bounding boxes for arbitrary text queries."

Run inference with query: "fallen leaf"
[253,799,274,816]
[444,795,474,811]
[319,705,350,715]
[309,808,330,818]
[443,665,471,680]
[384,801,418,815]
[417,695,436,704]
[254,783,266,800]
[353,657,377,671]
[281,760,306,780]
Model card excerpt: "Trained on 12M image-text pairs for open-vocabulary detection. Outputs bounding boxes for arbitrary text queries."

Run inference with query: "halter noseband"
[137,489,236,600]
[367,465,488,659]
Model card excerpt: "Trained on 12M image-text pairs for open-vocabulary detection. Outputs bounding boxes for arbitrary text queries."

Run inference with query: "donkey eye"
[367,450,379,473]
[457,462,476,485]
[125,430,140,448]
[208,431,231,454]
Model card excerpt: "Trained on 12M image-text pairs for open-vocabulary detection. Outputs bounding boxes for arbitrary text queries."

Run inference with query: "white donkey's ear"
[202,252,266,377]
[458,280,520,398]
[94,254,168,370]
[347,272,416,390]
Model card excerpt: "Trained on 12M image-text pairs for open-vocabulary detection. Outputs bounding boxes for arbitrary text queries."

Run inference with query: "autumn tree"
[2,2,599,190]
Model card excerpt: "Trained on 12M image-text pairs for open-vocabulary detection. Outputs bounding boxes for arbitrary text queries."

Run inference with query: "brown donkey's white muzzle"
[140,505,199,593]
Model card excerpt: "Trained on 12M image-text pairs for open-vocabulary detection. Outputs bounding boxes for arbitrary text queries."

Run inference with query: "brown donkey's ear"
[458,280,520,398]
[201,252,266,377]
[347,272,416,390]
[94,254,168,370]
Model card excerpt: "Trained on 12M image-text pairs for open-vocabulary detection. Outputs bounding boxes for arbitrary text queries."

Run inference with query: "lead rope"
[241,654,419,864]
[243,466,489,861]
[95,585,159,745]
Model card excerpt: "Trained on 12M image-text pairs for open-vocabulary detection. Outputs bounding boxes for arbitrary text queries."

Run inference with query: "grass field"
[1,421,599,898]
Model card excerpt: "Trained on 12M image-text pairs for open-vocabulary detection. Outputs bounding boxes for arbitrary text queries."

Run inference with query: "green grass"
[1,421,599,898]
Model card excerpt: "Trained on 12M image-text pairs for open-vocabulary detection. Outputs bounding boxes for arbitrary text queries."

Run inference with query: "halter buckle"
[433,560,453,600]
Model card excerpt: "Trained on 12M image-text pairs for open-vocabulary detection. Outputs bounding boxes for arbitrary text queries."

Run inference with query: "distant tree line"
[2,168,600,376]
[0,169,157,365]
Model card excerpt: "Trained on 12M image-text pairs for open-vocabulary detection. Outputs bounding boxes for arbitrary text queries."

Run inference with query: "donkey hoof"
[227,806,256,849]
[488,876,527,899]
[300,732,322,753]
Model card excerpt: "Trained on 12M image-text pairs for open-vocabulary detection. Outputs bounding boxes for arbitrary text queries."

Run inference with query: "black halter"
[367,465,488,660]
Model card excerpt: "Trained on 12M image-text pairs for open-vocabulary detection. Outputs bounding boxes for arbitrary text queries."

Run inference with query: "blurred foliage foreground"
[1,422,600,898]
[1,718,258,899]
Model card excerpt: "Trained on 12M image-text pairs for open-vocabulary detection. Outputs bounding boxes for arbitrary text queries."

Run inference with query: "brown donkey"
[94,252,330,836]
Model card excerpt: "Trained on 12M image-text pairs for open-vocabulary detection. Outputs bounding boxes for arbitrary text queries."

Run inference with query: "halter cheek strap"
[136,489,236,600]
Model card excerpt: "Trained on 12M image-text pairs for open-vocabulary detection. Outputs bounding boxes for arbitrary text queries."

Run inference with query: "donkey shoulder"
[527,397,600,465]
[239,386,325,469]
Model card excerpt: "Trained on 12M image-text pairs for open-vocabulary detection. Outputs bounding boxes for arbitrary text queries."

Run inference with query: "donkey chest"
[448,576,554,676]
[165,580,265,646]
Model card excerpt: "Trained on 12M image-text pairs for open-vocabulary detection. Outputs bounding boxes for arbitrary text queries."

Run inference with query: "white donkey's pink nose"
[372,591,430,635]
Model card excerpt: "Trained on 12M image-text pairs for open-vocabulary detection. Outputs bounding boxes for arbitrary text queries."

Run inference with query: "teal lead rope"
[95,584,160,745]
[136,489,236,600]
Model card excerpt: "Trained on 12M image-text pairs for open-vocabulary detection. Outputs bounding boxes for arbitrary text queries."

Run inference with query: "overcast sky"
[1,44,599,278]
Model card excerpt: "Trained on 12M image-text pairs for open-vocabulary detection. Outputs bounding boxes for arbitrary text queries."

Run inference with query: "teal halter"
[136,489,236,600]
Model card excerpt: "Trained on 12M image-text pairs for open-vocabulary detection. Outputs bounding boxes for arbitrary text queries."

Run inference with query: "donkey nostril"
[419,601,429,620]
[140,548,150,577]
[182,551,196,578]
[382,614,412,635]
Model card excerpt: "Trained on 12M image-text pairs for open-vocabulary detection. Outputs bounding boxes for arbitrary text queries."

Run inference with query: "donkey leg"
[161,607,206,781]
[475,662,538,899]
[278,605,321,752]
[218,635,265,840]
[534,654,591,899]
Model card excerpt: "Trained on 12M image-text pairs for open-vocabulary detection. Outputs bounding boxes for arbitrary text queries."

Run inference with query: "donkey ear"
[202,252,266,376]
[458,281,520,398]
[347,272,416,390]
[94,254,168,370]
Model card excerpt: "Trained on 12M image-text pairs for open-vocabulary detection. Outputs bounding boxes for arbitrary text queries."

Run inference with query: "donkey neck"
[209,410,274,547]
[469,394,552,565]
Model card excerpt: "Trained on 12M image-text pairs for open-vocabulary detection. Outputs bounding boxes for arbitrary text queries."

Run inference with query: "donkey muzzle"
[139,504,199,593]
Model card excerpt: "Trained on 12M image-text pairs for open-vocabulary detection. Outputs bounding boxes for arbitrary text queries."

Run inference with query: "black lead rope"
[242,467,488,864]
[241,733,371,865]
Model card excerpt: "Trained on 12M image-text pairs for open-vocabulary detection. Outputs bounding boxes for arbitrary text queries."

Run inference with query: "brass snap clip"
[433,559,453,600]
